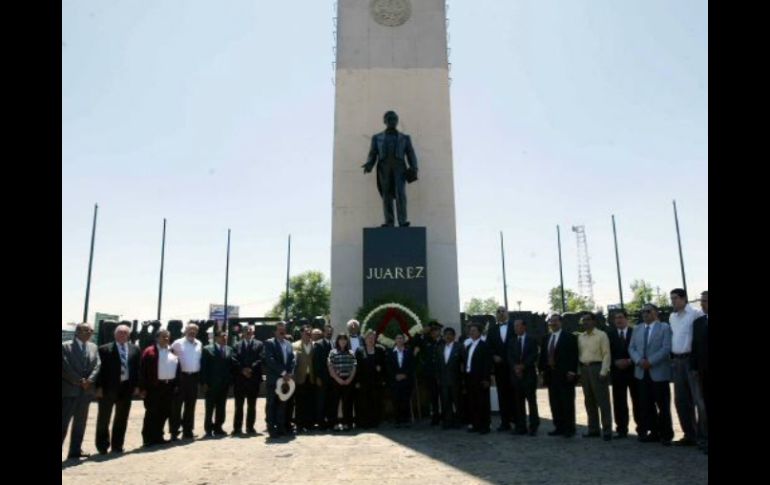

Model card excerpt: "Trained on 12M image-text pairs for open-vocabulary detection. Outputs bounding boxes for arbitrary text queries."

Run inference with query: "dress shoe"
[213,429,227,437]
[514,429,528,435]
[231,430,243,436]
[603,433,612,441]
[673,437,697,447]
[400,222,411,227]
[563,431,575,438]
[528,429,538,437]
[110,448,124,454]
[67,452,90,459]
[548,430,563,436]
[615,431,628,439]
[497,425,512,432]
[582,432,601,438]
[381,223,394,228]
[638,434,660,443]
[97,449,108,456]
[182,433,197,439]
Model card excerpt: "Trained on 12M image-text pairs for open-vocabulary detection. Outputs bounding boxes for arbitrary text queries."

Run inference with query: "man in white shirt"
[170,323,203,440]
[464,322,492,434]
[668,288,706,448]
[437,326,463,430]
[138,329,179,447]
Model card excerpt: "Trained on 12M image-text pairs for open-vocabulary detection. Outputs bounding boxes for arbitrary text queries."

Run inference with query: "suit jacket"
[387,346,415,386]
[355,345,387,388]
[293,340,315,384]
[436,341,463,388]
[138,344,180,391]
[413,334,441,378]
[233,338,264,389]
[538,331,578,386]
[628,321,672,382]
[95,341,140,393]
[200,344,236,390]
[463,339,493,383]
[690,315,708,373]
[507,333,539,386]
[262,338,296,386]
[62,338,101,398]
[312,339,333,384]
[486,321,515,367]
[607,326,635,380]
[365,131,419,171]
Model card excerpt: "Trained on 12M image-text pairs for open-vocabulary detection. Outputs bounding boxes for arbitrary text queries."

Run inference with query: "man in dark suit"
[539,313,578,438]
[464,322,493,434]
[94,324,140,454]
[607,309,641,438]
[262,322,296,437]
[62,323,101,460]
[232,325,263,435]
[387,333,416,427]
[690,291,708,455]
[508,319,540,436]
[313,324,335,430]
[201,330,236,437]
[486,306,517,432]
[436,326,463,429]
[414,321,443,425]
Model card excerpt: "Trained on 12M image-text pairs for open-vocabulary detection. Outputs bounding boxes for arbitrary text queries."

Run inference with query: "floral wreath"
[357,295,428,348]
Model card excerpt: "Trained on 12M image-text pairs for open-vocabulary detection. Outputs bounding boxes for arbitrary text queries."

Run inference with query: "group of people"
[62,288,708,461]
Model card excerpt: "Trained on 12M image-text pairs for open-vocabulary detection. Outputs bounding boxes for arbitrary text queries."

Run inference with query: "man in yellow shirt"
[577,312,613,441]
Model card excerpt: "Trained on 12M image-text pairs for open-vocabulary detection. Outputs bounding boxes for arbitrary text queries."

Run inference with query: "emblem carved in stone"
[370,0,412,27]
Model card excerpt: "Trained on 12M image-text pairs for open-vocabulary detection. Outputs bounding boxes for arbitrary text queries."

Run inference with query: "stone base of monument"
[363,226,427,308]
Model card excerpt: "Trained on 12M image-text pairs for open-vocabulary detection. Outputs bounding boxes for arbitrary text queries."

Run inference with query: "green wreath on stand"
[356,295,429,348]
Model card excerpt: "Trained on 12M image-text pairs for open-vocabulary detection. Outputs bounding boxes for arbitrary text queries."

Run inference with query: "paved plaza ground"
[62,387,708,484]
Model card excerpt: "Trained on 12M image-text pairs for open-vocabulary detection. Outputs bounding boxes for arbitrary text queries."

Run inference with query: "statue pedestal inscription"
[363,227,427,308]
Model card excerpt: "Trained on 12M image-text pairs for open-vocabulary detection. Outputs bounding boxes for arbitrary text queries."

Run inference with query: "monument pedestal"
[363,227,427,309]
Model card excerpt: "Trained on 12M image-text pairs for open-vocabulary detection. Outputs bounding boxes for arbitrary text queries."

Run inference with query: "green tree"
[268,271,330,320]
[463,297,501,315]
[548,286,595,312]
[627,280,670,314]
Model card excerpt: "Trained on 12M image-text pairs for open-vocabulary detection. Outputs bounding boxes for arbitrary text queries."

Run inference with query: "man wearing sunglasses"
[628,304,674,446]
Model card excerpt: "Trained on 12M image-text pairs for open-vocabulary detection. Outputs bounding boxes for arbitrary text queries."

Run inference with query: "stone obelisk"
[330,0,460,331]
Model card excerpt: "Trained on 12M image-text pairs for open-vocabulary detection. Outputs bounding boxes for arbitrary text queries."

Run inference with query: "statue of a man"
[362,111,419,227]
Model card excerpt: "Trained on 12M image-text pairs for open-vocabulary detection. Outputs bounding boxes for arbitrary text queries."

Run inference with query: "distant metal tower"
[571,225,595,305]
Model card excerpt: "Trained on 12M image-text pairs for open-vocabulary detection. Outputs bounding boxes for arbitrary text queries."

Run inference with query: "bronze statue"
[362,111,418,227]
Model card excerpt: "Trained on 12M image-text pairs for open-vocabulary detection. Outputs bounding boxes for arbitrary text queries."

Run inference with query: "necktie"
[518,336,524,362]
[643,326,650,358]
[119,344,128,381]
[548,335,556,367]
